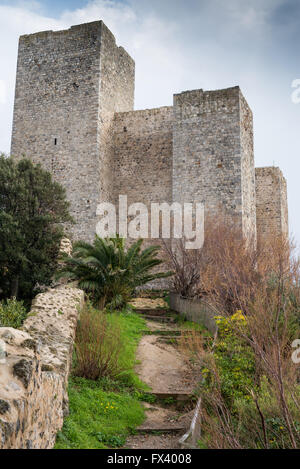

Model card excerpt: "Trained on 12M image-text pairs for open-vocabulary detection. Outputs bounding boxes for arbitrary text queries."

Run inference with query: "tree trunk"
[10,276,19,299]
[98,296,106,310]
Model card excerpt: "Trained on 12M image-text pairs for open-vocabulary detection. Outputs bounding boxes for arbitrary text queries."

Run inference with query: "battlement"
[20,20,112,41]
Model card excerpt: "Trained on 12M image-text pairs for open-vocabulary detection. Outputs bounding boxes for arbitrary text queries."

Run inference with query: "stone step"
[143,330,182,336]
[156,336,179,344]
[136,424,186,434]
[134,291,166,299]
[143,391,193,402]
[143,315,176,323]
[135,308,175,317]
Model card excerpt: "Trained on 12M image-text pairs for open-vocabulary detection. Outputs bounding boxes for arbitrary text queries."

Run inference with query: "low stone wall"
[0,285,84,449]
[169,293,217,335]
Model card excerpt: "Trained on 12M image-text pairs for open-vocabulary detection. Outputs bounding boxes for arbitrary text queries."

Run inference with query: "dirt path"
[125,299,197,450]
[136,325,196,394]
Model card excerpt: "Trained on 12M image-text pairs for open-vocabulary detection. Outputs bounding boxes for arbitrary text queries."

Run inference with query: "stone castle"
[10,20,288,243]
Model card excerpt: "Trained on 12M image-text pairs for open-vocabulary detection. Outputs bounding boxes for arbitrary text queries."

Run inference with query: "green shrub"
[201,313,256,405]
[94,432,126,447]
[214,313,256,402]
[0,298,27,328]
[0,155,72,301]
[57,236,172,309]
[200,313,300,449]
[74,303,124,380]
[234,377,300,449]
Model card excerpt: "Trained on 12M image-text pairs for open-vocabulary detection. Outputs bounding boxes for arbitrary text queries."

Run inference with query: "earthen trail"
[126,299,196,450]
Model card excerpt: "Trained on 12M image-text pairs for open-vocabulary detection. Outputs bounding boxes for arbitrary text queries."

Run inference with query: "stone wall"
[113,106,173,210]
[97,22,135,206]
[169,293,217,335]
[255,167,289,240]
[239,90,256,243]
[0,285,84,449]
[112,87,258,247]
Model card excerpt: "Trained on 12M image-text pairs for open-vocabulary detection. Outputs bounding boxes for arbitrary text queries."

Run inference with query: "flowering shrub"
[202,312,256,404]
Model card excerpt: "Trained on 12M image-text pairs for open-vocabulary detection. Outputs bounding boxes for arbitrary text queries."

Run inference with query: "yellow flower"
[231,311,247,323]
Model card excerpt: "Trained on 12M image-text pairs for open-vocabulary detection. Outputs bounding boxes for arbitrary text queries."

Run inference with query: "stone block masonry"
[10,20,288,245]
[0,285,84,449]
[255,167,289,239]
[11,21,134,242]
[113,106,173,209]
[172,87,256,242]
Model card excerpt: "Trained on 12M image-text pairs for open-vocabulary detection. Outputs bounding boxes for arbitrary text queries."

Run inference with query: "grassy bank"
[55,309,147,449]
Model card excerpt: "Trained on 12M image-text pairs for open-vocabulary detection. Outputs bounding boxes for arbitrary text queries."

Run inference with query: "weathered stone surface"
[172,87,256,241]
[0,285,84,449]
[59,238,72,257]
[13,359,33,389]
[0,400,10,415]
[113,106,173,209]
[255,167,288,240]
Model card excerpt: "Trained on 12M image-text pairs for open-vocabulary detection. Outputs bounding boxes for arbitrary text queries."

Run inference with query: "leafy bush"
[0,298,27,328]
[74,303,124,380]
[57,235,172,309]
[0,155,72,301]
[94,432,126,448]
[199,304,300,448]
[233,377,300,449]
[212,313,256,403]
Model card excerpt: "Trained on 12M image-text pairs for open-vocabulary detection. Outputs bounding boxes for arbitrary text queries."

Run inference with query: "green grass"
[55,309,147,449]
[107,310,149,389]
[179,318,212,336]
[168,311,213,337]
[55,377,145,449]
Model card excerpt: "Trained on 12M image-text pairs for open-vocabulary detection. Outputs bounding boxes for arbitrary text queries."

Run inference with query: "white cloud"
[0,80,6,104]
[225,0,283,28]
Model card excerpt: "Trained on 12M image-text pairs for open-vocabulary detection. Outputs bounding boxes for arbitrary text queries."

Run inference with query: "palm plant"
[56,236,172,309]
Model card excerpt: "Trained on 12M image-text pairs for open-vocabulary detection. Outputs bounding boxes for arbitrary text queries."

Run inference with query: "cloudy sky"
[0,0,299,243]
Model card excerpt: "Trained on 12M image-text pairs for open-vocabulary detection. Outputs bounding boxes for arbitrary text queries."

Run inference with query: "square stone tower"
[255,167,288,239]
[11,21,135,241]
[172,87,256,241]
